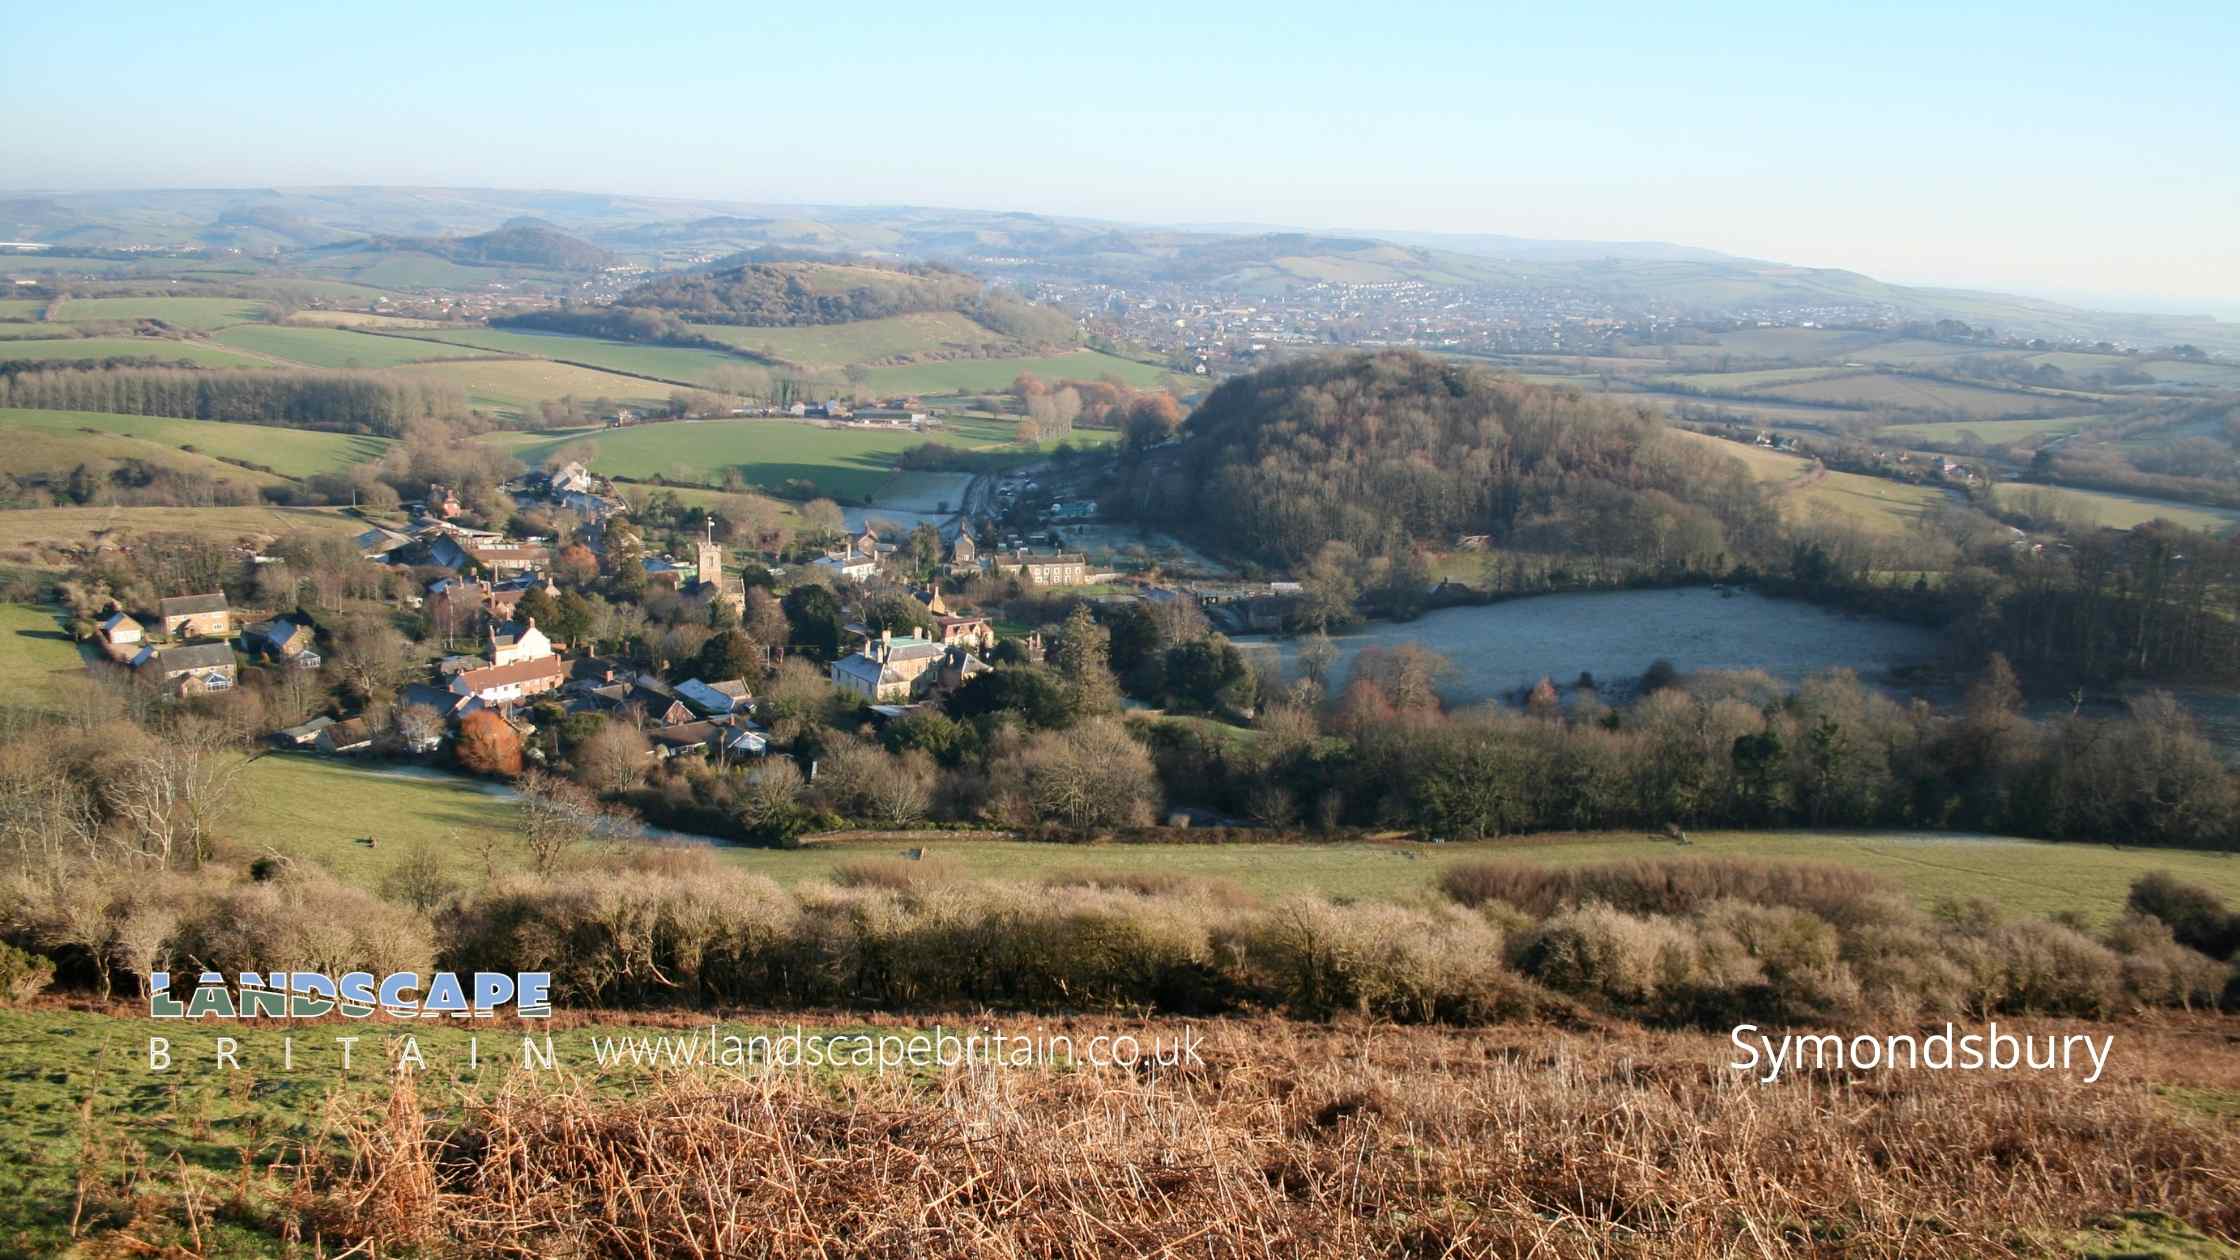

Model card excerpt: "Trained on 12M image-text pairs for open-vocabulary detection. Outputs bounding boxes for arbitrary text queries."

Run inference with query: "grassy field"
[0,426,292,494]
[396,328,748,386]
[487,418,988,500]
[1684,431,1954,534]
[1754,371,2066,418]
[0,408,389,477]
[1991,483,2240,533]
[239,758,2240,926]
[0,603,91,708]
[48,295,266,330]
[0,299,45,319]
[211,323,489,370]
[0,505,365,555]
[864,351,1185,396]
[286,309,452,329]
[685,312,1019,368]
[389,357,670,418]
[0,336,272,369]
[1878,414,2100,445]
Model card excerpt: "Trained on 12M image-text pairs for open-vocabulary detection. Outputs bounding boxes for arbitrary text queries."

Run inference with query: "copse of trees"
[0,366,467,437]
[1145,351,1780,569]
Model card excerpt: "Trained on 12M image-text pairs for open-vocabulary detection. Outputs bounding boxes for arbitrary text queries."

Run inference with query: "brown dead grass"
[291,1015,2240,1258]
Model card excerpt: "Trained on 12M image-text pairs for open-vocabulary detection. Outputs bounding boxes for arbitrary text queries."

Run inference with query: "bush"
[0,940,54,1005]
[1225,896,1541,1023]
[2107,914,2230,1011]
[1515,903,1699,1007]
[1985,919,2122,1017]
[1441,857,1888,922]
[2127,872,2239,960]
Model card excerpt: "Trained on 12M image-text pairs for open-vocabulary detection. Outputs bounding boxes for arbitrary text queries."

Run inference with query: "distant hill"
[618,259,985,325]
[4,187,2234,353]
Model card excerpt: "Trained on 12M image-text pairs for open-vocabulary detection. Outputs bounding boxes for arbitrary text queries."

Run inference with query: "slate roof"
[158,593,228,618]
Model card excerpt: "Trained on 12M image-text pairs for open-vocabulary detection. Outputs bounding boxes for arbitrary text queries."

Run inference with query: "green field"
[48,295,265,330]
[1879,414,2100,445]
[398,328,749,386]
[0,426,291,494]
[1753,371,2067,418]
[390,357,671,417]
[0,336,272,369]
[488,418,992,499]
[212,323,488,369]
[0,408,389,477]
[287,309,452,329]
[0,299,44,319]
[685,312,1019,368]
[1681,430,1954,535]
[864,351,1185,396]
[0,603,91,709]
[1991,483,2240,533]
[0,505,366,555]
[239,757,2240,926]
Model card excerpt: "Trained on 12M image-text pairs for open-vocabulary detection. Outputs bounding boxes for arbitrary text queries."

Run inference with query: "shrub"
[1515,903,1698,1007]
[1441,857,1887,922]
[2106,914,2230,1012]
[1225,896,1540,1023]
[1986,919,2122,1017]
[0,940,53,1005]
[2127,872,2239,960]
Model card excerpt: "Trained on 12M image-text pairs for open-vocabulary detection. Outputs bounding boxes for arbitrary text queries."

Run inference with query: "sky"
[4,0,2236,312]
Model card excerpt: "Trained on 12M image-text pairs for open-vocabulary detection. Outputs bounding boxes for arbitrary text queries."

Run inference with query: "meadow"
[0,427,290,495]
[47,295,266,330]
[389,357,669,418]
[0,408,390,477]
[1682,430,1953,534]
[0,336,272,369]
[286,309,452,329]
[488,418,1000,500]
[1752,370,2066,418]
[395,328,750,387]
[1991,483,2240,533]
[684,312,1019,368]
[1878,414,2099,445]
[211,323,488,370]
[0,505,365,556]
[0,602,92,708]
[864,350,1186,396]
[237,757,2240,926]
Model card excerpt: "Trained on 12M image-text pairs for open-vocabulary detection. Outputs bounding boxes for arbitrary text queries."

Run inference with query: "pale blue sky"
[4,0,2235,308]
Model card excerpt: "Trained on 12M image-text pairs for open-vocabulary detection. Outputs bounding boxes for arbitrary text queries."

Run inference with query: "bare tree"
[100,727,246,868]
[514,770,609,875]
[572,720,651,795]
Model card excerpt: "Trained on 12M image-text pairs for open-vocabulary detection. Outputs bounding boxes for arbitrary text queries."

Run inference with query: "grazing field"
[863,350,1184,395]
[0,603,91,708]
[0,335,273,368]
[684,312,1019,368]
[241,759,2240,926]
[0,426,291,494]
[0,504,364,554]
[287,309,453,328]
[1682,430,1952,534]
[301,250,539,290]
[211,322,488,369]
[1754,370,2064,417]
[491,418,960,499]
[1878,414,2100,445]
[398,327,749,386]
[390,357,669,417]
[1667,327,1892,361]
[1991,483,2240,533]
[0,408,389,476]
[48,295,265,329]
[0,299,45,319]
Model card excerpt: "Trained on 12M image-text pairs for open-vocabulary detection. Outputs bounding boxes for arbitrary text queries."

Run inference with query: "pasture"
[0,408,388,477]
[0,336,272,369]
[1878,414,2099,445]
[0,426,290,494]
[1991,483,2240,533]
[492,418,964,500]
[0,504,365,555]
[236,759,2240,925]
[864,351,1185,396]
[212,323,488,369]
[400,328,749,386]
[1753,371,2065,418]
[1683,431,1952,535]
[0,603,92,709]
[287,309,453,328]
[685,312,1019,368]
[389,357,669,417]
[47,295,265,330]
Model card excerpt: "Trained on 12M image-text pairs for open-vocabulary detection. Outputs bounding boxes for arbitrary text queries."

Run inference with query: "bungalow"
[315,717,375,756]
[450,654,566,708]
[273,715,336,748]
[649,720,767,759]
[676,677,750,716]
[158,593,232,639]
[132,641,237,693]
[243,615,321,668]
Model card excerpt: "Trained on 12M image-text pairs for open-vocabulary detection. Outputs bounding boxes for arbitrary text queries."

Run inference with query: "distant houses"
[131,642,237,693]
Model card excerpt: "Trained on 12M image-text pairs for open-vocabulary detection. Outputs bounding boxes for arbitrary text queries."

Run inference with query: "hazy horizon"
[4,0,2234,312]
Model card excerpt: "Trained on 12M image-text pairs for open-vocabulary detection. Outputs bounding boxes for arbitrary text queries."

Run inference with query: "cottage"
[676,677,751,716]
[132,641,237,693]
[812,554,880,582]
[947,533,980,575]
[650,720,766,759]
[273,715,336,748]
[158,593,232,639]
[449,654,566,708]
[486,617,554,667]
[830,629,949,703]
[243,615,321,668]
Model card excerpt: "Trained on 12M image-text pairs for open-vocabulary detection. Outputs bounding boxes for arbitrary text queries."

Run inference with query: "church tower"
[696,521,723,590]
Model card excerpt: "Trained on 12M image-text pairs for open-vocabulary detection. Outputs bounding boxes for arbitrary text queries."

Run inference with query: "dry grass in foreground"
[293,1016,2240,1259]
